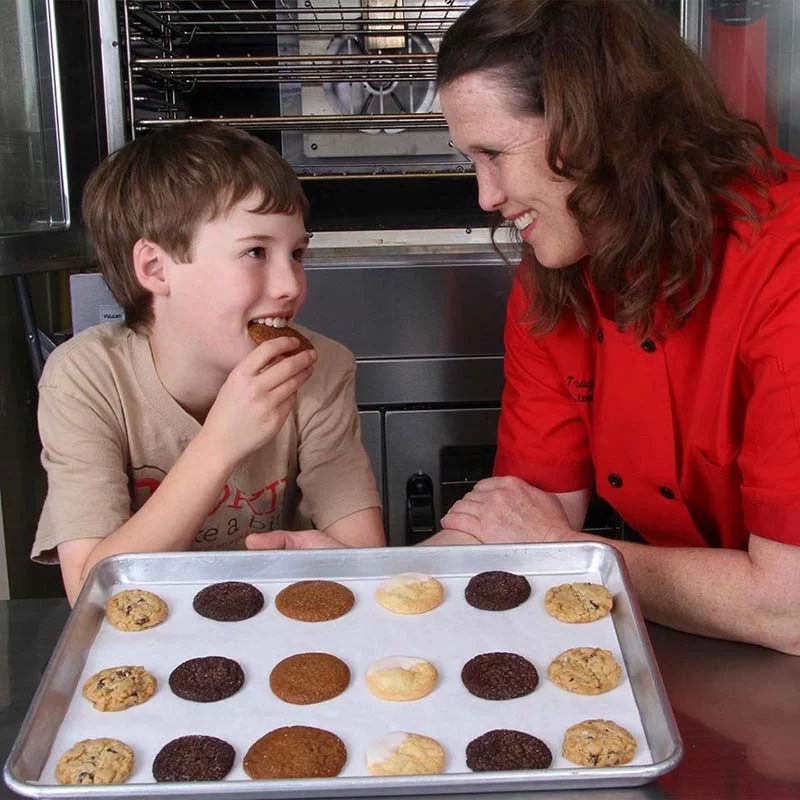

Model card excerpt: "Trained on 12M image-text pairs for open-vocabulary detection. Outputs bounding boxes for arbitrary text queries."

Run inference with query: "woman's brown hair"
[81,122,309,330]
[437,0,786,337]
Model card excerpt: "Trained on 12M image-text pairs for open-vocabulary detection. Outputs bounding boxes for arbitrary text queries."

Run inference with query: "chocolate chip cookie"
[562,719,637,767]
[82,665,157,711]
[547,647,623,695]
[55,738,134,785]
[105,588,168,632]
[544,582,614,623]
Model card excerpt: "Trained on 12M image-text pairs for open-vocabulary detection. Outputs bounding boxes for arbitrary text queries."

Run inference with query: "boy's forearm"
[323,507,385,547]
[77,431,234,582]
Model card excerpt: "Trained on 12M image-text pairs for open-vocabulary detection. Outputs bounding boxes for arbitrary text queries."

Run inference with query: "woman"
[425,0,800,654]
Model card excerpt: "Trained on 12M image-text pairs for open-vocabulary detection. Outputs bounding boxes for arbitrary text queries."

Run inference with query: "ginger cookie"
[366,732,445,776]
[105,588,168,631]
[192,581,265,622]
[562,719,637,767]
[465,571,531,611]
[169,656,244,702]
[466,729,552,771]
[243,726,346,779]
[275,580,354,622]
[152,735,235,782]
[375,572,444,614]
[270,652,350,704]
[461,652,539,700]
[544,582,613,623]
[248,320,314,353]
[366,656,438,702]
[548,647,623,695]
[55,738,134,785]
[82,665,157,711]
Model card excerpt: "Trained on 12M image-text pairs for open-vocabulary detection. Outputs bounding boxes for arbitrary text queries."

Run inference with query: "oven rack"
[125,0,467,41]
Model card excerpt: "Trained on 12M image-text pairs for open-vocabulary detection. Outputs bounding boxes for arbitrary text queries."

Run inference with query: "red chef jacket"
[494,155,800,549]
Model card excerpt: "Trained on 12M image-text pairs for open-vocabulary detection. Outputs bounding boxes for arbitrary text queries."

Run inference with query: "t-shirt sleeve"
[738,235,800,545]
[32,380,132,564]
[295,340,381,530]
[493,275,593,492]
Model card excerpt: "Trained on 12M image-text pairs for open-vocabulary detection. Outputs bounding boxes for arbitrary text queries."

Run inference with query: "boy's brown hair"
[437,0,785,338]
[81,122,310,329]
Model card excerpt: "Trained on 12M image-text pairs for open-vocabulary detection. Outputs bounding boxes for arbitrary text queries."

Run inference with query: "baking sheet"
[5,543,682,797]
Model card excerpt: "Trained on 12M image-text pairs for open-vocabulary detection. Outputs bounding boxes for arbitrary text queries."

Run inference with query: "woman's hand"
[440,475,578,544]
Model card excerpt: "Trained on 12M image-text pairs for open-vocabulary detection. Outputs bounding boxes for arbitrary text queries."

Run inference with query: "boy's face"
[159,193,309,377]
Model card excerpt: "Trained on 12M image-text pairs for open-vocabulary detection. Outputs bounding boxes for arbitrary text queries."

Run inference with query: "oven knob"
[406,472,435,545]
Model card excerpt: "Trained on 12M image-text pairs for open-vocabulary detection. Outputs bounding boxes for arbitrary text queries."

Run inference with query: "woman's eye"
[482,149,501,161]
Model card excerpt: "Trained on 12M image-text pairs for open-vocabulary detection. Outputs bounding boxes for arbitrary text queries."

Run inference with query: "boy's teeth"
[512,211,536,230]
[252,317,288,328]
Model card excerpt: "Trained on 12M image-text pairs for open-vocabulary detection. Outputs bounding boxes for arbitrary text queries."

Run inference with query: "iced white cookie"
[375,573,444,614]
[366,732,445,776]
[366,656,438,701]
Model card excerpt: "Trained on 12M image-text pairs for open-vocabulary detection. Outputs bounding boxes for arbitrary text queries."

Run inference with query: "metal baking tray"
[4,542,682,798]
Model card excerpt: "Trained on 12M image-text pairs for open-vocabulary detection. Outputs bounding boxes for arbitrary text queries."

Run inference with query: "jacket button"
[597,329,604,343]
[659,486,675,500]
[608,473,623,488]
[641,338,656,353]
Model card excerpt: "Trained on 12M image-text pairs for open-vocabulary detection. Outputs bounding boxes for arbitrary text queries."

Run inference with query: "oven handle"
[406,472,436,545]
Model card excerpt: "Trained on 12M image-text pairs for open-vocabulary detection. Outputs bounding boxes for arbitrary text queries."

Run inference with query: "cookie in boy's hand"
[248,319,314,353]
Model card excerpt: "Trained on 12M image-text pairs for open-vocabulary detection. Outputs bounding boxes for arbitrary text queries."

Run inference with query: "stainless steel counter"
[2,599,799,800]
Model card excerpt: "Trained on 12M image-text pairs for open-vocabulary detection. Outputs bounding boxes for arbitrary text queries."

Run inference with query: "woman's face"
[440,71,588,269]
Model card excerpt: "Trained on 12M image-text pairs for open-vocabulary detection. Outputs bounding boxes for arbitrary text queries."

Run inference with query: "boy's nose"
[268,257,302,299]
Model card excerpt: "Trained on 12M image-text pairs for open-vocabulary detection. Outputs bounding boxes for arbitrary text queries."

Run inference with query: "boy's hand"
[201,337,316,468]
[245,530,345,550]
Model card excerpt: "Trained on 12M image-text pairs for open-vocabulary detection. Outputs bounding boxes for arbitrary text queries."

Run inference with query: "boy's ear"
[132,239,170,296]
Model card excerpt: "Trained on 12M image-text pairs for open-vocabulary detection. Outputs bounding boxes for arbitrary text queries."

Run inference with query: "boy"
[31,122,384,604]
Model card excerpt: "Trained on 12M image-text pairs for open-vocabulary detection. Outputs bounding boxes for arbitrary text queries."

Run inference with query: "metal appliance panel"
[4,545,683,797]
[357,410,383,505]
[384,407,500,546]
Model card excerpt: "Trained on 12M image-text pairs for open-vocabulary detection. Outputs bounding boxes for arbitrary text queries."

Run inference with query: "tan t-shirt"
[32,322,381,563]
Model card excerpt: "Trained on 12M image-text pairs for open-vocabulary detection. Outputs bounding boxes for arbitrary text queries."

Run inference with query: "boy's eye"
[292,248,307,262]
[245,246,266,259]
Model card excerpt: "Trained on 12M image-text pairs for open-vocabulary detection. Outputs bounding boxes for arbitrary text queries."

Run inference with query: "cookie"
[152,735,235,782]
[461,652,539,700]
[243,726,347,779]
[466,729,552,771]
[169,656,244,702]
[248,320,314,353]
[366,732,445,776]
[547,647,623,695]
[465,571,531,611]
[192,581,265,622]
[375,572,444,614]
[544,582,613,623]
[55,738,134,785]
[275,580,354,622]
[105,588,168,631]
[366,656,438,701]
[82,665,157,711]
[562,719,637,767]
[270,652,350,704]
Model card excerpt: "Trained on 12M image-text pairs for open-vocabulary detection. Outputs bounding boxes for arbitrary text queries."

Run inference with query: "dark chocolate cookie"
[169,656,244,702]
[466,729,553,771]
[192,581,265,622]
[270,652,350,704]
[461,652,539,700]
[152,735,235,782]
[465,571,531,611]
